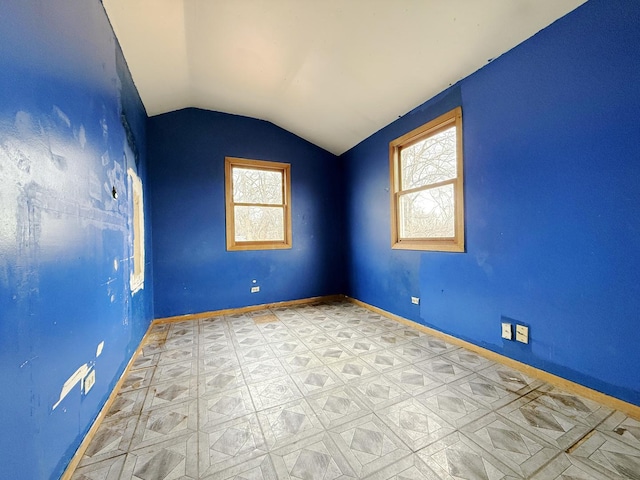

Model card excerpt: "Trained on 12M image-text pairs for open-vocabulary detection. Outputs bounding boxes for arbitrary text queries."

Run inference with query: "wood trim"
[389,107,464,252]
[154,295,345,324]
[225,157,292,251]
[60,322,156,480]
[346,296,640,420]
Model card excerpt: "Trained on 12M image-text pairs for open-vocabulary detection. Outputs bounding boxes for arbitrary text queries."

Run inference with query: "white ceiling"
[104,0,586,155]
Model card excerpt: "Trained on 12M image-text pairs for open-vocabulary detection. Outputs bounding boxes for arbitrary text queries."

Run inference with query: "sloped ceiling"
[104,0,586,155]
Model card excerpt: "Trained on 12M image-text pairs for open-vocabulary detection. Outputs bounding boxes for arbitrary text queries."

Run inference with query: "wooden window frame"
[389,107,464,252]
[225,157,292,251]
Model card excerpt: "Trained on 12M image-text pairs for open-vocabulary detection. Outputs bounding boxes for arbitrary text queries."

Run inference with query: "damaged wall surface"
[0,1,153,479]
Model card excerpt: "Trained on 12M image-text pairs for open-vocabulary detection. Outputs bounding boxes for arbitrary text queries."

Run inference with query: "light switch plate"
[501,322,512,340]
[516,324,529,344]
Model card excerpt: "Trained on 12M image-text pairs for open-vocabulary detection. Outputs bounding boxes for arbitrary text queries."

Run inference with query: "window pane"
[234,206,285,241]
[233,167,283,204]
[399,184,455,238]
[400,126,456,190]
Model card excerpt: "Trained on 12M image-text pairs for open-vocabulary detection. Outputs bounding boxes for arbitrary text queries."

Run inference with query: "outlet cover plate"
[501,322,512,340]
[251,286,260,293]
[516,324,529,344]
[411,296,420,305]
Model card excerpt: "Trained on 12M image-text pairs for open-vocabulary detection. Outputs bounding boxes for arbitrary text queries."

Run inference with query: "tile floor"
[71,300,640,479]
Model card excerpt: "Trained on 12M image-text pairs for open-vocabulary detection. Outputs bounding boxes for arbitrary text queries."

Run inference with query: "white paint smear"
[52,363,89,410]
[96,341,104,357]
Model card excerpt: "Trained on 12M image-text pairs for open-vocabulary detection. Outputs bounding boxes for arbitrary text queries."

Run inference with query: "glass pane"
[401,126,456,190]
[399,184,455,238]
[233,167,283,204]
[234,206,285,242]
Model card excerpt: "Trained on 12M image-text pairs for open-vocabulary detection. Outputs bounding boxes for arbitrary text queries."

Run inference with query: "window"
[225,157,292,251]
[390,107,464,252]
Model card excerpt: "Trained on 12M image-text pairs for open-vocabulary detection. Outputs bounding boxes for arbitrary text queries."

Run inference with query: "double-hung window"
[225,157,292,251]
[390,107,464,252]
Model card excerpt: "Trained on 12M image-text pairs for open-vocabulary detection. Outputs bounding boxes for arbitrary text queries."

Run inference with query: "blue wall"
[0,1,153,479]
[148,109,345,318]
[343,0,640,406]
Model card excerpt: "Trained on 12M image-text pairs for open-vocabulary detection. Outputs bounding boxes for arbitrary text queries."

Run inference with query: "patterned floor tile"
[350,375,412,411]
[71,454,126,480]
[448,373,521,411]
[70,300,636,480]
[329,413,411,477]
[281,349,325,373]
[327,327,365,343]
[157,346,196,366]
[415,357,473,384]
[530,384,614,428]
[235,344,277,364]
[271,339,307,356]
[200,352,240,375]
[313,344,356,365]
[291,324,323,339]
[387,343,439,362]
[416,383,491,428]
[461,412,561,477]
[384,365,442,396]
[570,429,640,479]
[329,358,379,384]
[130,400,197,450]
[597,411,640,451]
[121,434,198,480]
[341,338,385,356]
[416,431,520,480]
[199,367,245,396]
[478,364,543,395]
[291,365,344,396]
[441,349,496,372]
[531,453,614,480]
[258,398,325,449]
[145,377,198,411]
[77,415,138,467]
[103,388,147,422]
[497,396,592,450]
[270,431,357,479]
[376,397,455,451]
[199,413,268,477]
[360,351,408,373]
[129,351,159,371]
[241,357,289,384]
[411,336,460,355]
[151,360,198,386]
[263,329,299,344]
[248,375,303,410]
[363,452,438,480]
[307,385,371,430]
[120,367,155,393]
[202,454,277,480]
[199,386,256,429]
[300,333,336,350]
[366,333,411,348]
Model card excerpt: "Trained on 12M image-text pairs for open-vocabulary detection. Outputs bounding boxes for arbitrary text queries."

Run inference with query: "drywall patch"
[52,363,90,410]
[52,341,104,410]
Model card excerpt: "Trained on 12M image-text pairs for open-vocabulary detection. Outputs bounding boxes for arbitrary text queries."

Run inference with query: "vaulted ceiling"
[104,0,586,155]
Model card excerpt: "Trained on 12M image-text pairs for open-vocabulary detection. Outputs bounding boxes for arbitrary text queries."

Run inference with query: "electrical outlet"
[84,369,96,394]
[251,286,260,293]
[501,322,512,340]
[516,325,529,344]
[411,296,420,305]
